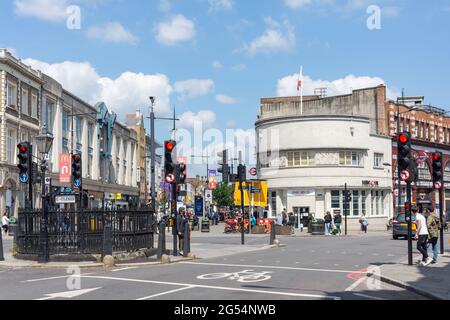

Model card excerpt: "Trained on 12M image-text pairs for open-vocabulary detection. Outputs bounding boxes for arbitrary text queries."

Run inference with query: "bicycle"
[197,270,272,283]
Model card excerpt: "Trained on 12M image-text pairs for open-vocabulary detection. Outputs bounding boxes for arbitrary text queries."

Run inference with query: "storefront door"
[293,207,309,229]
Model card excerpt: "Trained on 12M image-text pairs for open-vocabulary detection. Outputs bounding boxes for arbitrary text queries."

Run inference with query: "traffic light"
[397,132,415,182]
[71,153,82,188]
[343,190,352,207]
[164,140,176,184]
[432,151,443,189]
[31,162,41,184]
[217,150,229,183]
[176,162,186,184]
[237,164,247,182]
[17,142,31,183]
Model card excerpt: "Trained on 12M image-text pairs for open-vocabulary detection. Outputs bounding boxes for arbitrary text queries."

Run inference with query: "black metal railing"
[16,208,154,256]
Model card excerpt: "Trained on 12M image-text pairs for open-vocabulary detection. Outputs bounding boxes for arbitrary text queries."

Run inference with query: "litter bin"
[201,218,210,233]
[7,216,17,237]
[310,219,325,235]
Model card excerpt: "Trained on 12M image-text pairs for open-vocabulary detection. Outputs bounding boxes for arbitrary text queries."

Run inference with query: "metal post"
[269,220,276,245]
[439,187,445,254]
[172,183,178,256]
[406,181,413,265]
[157,222,166,259]
[239,175,245,245]
[28,144,33,210]
[150,104,156,213]
[38,155,49,263]
[183,219,190,257]
[102,211,112,258]
[0,214,4,260]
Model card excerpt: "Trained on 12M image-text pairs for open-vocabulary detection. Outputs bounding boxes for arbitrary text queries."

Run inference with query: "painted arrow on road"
[35,287,102,300]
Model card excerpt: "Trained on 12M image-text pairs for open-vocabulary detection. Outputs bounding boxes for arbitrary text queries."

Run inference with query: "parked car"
[392,213,417,240]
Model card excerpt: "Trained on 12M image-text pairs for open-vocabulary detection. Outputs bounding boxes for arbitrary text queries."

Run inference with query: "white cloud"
[243,17,295,55]
[155,14,196,46]
[382,6,399,17]
[14,0,69,21]
[212,60,223,69]
[282,0,312,9]
[174,79,214,100]
[209,0,233,12]
[23,58,172,117]
[232,64,246,71]
[179,110,216,129]
[277,73,400,100]
[87,22,138,45]
[216,94,239,105]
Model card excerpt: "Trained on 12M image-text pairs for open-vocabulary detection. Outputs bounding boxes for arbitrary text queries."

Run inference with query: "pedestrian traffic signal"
[176,162,186,184]
[432,151,443,188]
[164,140,176,183]
[343,190,352,205]
[71,153,82,188]
[17,142,31,183]
[217,150,229,183]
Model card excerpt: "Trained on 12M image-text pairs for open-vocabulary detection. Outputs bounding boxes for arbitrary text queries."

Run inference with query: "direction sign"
[73,178,81,188]
[19,173,29,183]
[400,170,410,181]
[55,195,76,204]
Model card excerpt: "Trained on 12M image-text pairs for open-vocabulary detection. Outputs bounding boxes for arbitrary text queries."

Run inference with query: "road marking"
[112,267,138,272]
[137,286,194,300]
[345,276,368,292]
[35,287,101,300]
[179,262,365,274]
[81,275,340,300]
[24,273,96,283]
[387,254,395,257]
[371,253,379,256]
[353,293,386,300]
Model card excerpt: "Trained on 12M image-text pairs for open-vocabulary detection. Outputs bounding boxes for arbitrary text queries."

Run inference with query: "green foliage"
[212,183,234,207]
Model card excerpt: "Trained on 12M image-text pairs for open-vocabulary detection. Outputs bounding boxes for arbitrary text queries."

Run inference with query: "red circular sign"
[400,170,410,181]
[249,167,257,176]
[434,181,442,189]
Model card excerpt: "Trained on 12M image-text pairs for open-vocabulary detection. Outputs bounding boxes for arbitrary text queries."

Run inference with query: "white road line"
[371,253,379,256]
[353,293,386,300]
[137,286,194,300]
[23,273,96,283]
[112,267,138,272]
[179,262,365,274]
[345,276,368,292]
[81,275,340,300]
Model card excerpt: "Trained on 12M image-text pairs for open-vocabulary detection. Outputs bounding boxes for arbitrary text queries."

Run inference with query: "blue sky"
[1,0,449,175]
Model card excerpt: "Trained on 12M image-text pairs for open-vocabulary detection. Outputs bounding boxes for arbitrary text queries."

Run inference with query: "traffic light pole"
[28,145,33,210]
[439,187,445,254]
[344,183,348,236]
[172,182,178,256]
[239,176,245,245]
[38,154,49,263]
[406,181,413,266]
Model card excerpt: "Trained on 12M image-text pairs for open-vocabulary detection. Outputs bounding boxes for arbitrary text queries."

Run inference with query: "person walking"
[333,212,342,235]
[414,207,432,266]
[426,207,441,264]
[177,207,187,255]
[282,209,288,226]
[324,211,332,235]
[359,215,369,234]
[288,212,295,234]
[2,212,9,235]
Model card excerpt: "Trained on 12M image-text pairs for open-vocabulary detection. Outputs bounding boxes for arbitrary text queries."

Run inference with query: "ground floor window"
[331,190,340,208]
[352,190,359,216]
[361,191,366,215]
[270,191,277,218]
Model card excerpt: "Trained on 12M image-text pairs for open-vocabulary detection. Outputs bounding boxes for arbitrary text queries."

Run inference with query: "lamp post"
[36,129,54,263]
[191,154,210,218]
[149,97,156,213]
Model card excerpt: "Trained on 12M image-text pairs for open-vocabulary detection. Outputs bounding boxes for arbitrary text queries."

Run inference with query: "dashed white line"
[345,276,368,292]
[112,267,138,272]
[353,293,386,300]
[23,273,96,283]
[137,286,194,300]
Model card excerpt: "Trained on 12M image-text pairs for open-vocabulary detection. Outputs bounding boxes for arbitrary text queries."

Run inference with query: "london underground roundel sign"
[400,170,410,182]
[434,181,443,189]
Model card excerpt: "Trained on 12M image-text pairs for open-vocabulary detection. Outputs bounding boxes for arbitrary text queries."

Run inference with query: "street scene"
[0,0,450,308]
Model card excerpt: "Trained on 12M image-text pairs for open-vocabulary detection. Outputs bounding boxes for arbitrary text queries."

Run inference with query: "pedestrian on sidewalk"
[426,207,441,264]
[282,209,288,226]
[359,214,369,234]
[2,211,9,235]
[333,212,342,235]
[177,207,187,255]
[324,211,332,235]
[414,206,432,266]
[276,211,283,226]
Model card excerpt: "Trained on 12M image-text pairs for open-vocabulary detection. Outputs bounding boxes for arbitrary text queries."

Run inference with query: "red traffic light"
[398,133,409,144]
[165,141,175,152]
[17,143,28,153]
[432,153,442,161]
[72,154,81,162]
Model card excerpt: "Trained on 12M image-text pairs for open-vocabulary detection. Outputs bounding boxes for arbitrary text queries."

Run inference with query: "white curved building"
[256,86,393,229]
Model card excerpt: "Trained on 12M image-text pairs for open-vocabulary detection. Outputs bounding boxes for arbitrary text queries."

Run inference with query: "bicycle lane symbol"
[197,270,273,283]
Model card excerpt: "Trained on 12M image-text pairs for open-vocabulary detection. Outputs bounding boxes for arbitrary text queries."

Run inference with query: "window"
[361,191,366,215]
[371,191,374,216]
[287,151,315,167]
[31,94,38,118]
[375,191,380,216]
[6,128,15,163]
[331,191,340,209]
[339,151,363,166]
[7,82,17,108]
[45,99,55,134]
[76,117,82,142]
[21,88,29,115]
[353,191,359,216]
[374,153,383,168]
[62,111,69,135]
[271,192,277,217]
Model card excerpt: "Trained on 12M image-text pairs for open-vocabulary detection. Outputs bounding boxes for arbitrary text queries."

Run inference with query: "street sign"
[434,181,443,189]
[205,190,213,202]
[54,195,76,204]
[19,173,29,183]
[45,177,51,185]
[208,176,217,190]
[400,170,410,181]
[208,169,217,177]
[249,167,257,177]
[59,154,71,183]
[73,178,81,188]
[415,151,429,164]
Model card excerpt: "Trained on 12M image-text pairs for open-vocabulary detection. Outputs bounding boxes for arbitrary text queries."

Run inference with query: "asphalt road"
[0,233,428,300]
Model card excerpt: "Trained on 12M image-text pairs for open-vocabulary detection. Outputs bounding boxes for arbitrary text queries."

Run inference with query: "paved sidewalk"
[368,253,450,300]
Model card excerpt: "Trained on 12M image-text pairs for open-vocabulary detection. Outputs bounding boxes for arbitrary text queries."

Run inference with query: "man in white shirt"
[414,208,431,266]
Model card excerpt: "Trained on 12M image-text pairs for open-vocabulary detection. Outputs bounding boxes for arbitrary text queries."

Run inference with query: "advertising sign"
[234,181,268,207]
[59,153,71,183]
[208,176,217,190]
[195,196,203,216]
[205,190,213,202]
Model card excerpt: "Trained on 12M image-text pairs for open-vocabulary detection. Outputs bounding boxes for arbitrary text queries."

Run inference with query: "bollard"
[0,231,4,261]
[102,214,113,259]
[183,220,190,257]
[269,220,276,245]
[157,222,166,259]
